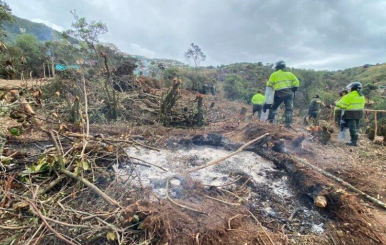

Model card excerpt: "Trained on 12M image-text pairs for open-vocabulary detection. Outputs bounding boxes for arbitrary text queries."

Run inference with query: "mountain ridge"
[3,15,62,44]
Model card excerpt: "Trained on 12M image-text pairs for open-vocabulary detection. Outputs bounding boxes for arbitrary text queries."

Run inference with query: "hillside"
[133,55,188,76]
[2,16,61,44]
[217,62,386,88]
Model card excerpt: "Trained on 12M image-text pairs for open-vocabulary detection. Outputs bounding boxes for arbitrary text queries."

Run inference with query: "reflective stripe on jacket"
[336,91,365,111]
[336,91,365,119]
[266,69,300,91]
[251,93,265,105]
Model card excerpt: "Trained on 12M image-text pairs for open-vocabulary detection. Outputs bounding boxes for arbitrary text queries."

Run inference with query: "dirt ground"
[1,78,386,244]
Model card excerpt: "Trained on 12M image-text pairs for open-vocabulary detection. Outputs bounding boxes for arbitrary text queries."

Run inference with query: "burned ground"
[1,77,386,245]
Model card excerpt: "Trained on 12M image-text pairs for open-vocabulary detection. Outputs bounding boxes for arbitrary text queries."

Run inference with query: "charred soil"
[1,77,386,245]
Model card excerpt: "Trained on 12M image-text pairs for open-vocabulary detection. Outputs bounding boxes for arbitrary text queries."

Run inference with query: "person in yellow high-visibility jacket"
[334,89,348,127]
[336,82,365,146]
[266,60,300,127]
[251,91,265,119]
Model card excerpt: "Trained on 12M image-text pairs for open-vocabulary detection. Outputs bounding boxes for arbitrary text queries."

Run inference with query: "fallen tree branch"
[60,168,121,208]
[0,225,30,230]
[42,216,90,229]
[28,200,79,245]
[45,130,121,208]
[294,156,386,210]
[120,146,167,172]
[38,174,66,196]
[128,156,168,172]
[227,214,244,230]
[184,133,269,175]
[41,214,109,230]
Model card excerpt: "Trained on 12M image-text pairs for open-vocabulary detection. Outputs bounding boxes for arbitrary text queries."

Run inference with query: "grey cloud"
[8,0,386,70]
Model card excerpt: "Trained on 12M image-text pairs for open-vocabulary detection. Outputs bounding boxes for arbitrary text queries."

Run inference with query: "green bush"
[223,74,248,101]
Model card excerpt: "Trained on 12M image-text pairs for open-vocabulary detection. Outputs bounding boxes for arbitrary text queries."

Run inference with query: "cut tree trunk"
[160,78,181,125]
[197,94,204,127]
[70,96,81,123]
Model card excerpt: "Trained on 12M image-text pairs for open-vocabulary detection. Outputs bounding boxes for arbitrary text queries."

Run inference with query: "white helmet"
[346,81,362,90]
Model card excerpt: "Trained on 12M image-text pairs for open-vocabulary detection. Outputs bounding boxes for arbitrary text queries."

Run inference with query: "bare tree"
[185,43,206,90]
[64,10,108,61]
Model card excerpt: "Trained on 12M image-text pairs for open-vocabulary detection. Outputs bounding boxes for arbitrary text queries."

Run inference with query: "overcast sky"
[8,0,386,70]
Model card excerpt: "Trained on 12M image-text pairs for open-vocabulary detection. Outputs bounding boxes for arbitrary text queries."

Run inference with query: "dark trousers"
[252,105,262,119]
[308,111,318,119]
[268,94,294,124]
[346,119,360,143]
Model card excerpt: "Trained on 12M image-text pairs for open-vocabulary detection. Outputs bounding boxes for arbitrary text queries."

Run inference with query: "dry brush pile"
[0,79,166,244]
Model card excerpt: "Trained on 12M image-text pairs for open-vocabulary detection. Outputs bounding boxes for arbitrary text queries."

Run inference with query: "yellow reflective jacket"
[336,91,365,119]
[334,95,348,112]
[266,70,300,91]
[251,93,265,105]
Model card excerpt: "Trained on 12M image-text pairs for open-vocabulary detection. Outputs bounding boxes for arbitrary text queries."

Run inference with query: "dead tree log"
[253,146,335,208]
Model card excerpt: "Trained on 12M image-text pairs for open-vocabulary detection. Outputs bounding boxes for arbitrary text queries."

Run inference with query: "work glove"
[263,104,271,113]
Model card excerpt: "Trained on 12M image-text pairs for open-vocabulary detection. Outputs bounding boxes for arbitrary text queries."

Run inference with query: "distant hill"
[2,16,62,44]
[132,55,188,76]
[133,55,187,68]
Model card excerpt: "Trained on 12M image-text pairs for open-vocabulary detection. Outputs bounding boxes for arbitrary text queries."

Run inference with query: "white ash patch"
[115,146,292,199]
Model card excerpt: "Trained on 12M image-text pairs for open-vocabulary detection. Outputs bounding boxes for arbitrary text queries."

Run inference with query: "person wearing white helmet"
[335,82,366,146]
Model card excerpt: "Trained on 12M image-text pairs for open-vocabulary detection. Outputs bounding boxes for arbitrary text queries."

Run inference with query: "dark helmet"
[347,81,362,90]
[275,60,286,70]
[314,94,320,98]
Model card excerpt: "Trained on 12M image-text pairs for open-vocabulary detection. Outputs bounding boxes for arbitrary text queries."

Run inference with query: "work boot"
[345,142,357,147]
[285,124,291,129]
